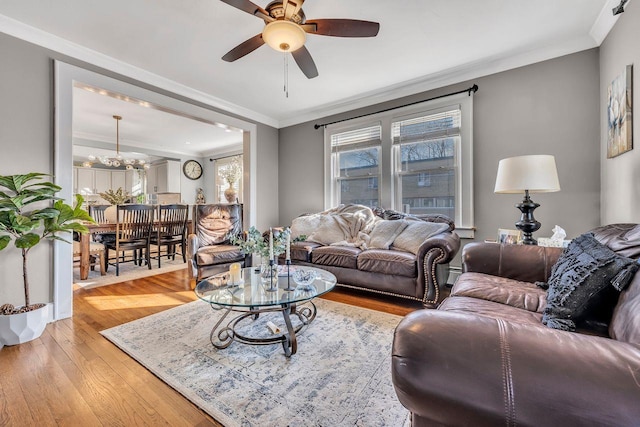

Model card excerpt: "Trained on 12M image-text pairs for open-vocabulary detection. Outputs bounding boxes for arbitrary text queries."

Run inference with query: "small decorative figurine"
[196,188,205,204]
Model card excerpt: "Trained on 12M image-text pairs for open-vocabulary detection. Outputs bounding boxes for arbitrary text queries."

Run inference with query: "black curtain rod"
[314,84,478,130]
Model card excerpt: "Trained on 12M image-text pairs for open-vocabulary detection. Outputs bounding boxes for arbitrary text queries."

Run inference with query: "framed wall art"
[607,64,633,158]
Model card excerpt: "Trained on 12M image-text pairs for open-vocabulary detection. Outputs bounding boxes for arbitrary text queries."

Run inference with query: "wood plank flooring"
[0,268,423,426]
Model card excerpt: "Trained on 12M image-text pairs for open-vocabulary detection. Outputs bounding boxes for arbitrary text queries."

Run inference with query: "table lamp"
[494,155,560,245]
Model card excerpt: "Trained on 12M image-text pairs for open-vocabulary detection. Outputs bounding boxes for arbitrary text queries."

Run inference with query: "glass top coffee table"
[194,265,336,357]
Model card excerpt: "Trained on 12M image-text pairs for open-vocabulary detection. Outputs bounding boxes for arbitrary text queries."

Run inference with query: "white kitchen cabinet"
[94,170,112,194]
[146,160,180,193]
[111,170,126,191]
[75,167,95,195]
[146,164,158,194]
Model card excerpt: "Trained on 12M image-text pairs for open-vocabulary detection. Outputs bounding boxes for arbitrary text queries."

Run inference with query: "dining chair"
[72,240,106,276]
[150,204,189,268]
[88,204,116,245]
[104,204,155,276]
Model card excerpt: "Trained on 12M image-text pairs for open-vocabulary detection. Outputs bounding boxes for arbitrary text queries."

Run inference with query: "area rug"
[101,298,410,427]
[73,257,187,289]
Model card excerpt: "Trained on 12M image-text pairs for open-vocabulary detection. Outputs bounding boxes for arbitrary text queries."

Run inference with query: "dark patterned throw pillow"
[539,233,639,332]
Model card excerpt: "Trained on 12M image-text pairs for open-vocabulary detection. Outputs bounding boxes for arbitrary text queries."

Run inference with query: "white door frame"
[53,61,258,320]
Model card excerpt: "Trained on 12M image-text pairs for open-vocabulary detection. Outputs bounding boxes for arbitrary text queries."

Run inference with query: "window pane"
[339,177,379,208]
[401,170,455,218]
[338,147,379,178]
[400,138,455,172]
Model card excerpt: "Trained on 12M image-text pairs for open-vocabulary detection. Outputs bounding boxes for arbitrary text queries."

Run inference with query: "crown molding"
[277,36,598,128]
[0,14,280,129]
[590,0,630,44]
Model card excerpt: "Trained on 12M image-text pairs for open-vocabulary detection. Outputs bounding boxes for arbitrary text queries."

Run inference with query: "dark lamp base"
[515,191,541,245]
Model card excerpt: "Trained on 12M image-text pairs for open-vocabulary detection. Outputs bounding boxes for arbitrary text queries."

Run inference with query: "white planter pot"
[0,304,49,347]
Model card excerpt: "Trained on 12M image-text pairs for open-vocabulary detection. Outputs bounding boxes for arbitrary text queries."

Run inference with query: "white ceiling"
[72,85,243,161]
[0,0,621,133]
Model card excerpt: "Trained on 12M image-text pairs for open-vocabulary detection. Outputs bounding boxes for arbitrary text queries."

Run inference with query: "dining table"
[78,220,193,280]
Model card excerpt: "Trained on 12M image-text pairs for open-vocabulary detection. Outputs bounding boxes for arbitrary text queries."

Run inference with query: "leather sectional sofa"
[288,205,460,307]
[392,223,640,426]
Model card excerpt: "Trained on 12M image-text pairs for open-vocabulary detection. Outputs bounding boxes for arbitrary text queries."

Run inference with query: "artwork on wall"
[607,64,633,158]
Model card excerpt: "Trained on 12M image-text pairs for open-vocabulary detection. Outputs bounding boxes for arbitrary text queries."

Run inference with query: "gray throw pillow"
[539,233,639,332]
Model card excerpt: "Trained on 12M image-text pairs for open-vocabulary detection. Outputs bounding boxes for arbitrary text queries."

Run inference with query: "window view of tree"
[337,147,380,208]
[394,111,460,218]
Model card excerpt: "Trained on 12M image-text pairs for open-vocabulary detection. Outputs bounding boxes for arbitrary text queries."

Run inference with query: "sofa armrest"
[392,310,640,427]
[416,231,461,307]
[462,242,563,283]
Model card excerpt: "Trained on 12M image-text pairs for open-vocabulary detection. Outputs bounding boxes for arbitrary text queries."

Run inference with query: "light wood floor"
[0,268,423,426]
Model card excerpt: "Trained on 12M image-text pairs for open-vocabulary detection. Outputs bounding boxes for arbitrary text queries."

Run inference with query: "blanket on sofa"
[291,204,378,249]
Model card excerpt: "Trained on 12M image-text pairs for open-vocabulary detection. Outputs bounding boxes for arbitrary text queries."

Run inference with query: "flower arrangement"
[231,226,290,260]
[99,187,130,205]
[218,156,242,185]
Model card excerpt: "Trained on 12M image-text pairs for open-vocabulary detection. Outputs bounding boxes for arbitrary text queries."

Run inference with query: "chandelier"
[83,115,149,170]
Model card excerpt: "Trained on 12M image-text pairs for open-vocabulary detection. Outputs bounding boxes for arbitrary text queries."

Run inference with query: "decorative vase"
[224,184,237,203]
[0,304,49,346]
[104,205,117,223]
[259,259,278,290]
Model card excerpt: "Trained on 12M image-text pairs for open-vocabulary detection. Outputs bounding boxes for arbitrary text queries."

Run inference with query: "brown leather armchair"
[392,224,640,426]
[186,203,250,282]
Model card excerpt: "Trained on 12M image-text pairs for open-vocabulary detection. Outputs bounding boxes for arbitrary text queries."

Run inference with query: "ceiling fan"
[220,0,380,79]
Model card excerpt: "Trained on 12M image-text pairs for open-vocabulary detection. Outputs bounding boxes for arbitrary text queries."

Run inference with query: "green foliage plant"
[0,173,93,313]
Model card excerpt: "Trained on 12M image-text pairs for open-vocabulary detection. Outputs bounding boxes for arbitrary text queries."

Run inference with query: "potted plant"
[99,187,130,223]
[0,173,93,347]
[218,156,242,203]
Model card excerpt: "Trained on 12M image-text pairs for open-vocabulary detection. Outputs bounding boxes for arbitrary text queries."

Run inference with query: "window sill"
[455,227,475,239]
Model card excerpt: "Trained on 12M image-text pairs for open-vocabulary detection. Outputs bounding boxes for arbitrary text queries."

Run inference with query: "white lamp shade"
[262,20,306,52]
[494,155,560,194]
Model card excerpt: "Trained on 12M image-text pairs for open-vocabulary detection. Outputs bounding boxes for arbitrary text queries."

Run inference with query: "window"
[329,125,381,209]
[214,155,243,203]
[324,93,474,237]
[393,109,460,221]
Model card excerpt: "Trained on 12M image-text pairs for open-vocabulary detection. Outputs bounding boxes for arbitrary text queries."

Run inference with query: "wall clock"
[183,160,203,180]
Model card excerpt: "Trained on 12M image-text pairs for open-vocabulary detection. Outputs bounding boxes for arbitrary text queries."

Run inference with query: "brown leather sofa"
[289,207,461,307]
[392,224,640,426]
[187,204,250,282]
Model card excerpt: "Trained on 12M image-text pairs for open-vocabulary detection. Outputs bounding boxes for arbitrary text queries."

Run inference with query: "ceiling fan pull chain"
[284,52,289,98]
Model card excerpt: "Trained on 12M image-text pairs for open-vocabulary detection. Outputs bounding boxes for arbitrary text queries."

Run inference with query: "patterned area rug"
[101,299,410,427]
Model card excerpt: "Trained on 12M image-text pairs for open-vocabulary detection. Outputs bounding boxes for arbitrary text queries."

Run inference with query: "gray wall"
[600,0,640,224]
[255,123,280,231]
[0,33,54,306]
[0,32,278,307]
[279,49,601,255]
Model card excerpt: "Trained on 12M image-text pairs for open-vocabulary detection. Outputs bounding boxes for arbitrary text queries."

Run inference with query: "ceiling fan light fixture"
[262,20,306,52]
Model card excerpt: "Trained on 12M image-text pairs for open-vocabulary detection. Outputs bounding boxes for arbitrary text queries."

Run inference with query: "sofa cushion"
[540,233,639,332]
[368,220,408,250]
[392,221,450,255]
[357,249,416,278]
[452,272,547,313]
[288,241,322,262]
[196,245,244,266]
[438,295,543,327]
[311,246,361,269]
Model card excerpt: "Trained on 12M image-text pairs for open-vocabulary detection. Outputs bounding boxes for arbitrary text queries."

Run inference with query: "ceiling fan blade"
[291,46,318,79]
[282,0,304,20]
[219,0,273,21]
[302,19,380,37]
[221,34,265,62]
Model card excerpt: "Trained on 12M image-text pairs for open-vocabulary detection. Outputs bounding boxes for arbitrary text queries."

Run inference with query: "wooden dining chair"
[150,204,189,268]
[73,240,106,276]
[104,204,155,276]
[88,204,116,245]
